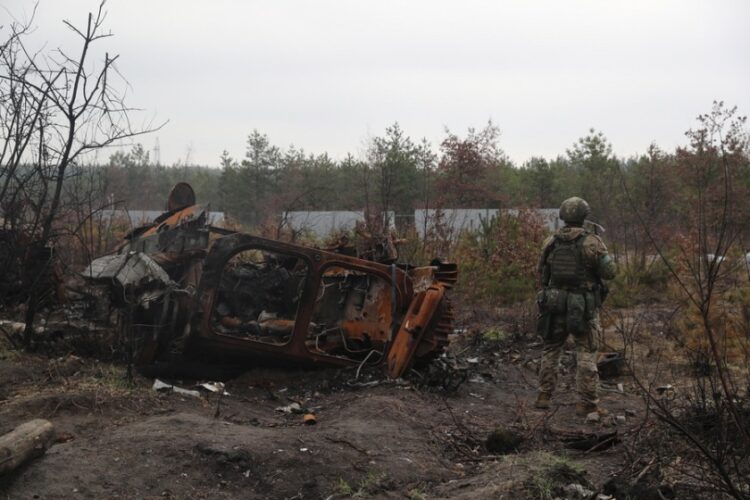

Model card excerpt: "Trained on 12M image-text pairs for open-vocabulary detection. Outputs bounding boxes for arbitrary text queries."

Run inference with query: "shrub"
[608,256,671,307]
[451,210,547,306]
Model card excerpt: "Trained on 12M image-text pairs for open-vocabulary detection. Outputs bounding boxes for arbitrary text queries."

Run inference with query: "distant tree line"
[96,123,599,215]
[96,105,750,255]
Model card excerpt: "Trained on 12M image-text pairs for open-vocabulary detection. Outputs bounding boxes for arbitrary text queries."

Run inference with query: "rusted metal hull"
[85,186,456,378]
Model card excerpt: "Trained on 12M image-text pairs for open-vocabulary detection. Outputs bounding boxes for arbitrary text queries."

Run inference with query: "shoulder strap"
[574,230,590,250]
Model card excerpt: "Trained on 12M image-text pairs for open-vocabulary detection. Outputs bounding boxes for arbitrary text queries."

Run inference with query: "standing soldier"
[535,197,616,416]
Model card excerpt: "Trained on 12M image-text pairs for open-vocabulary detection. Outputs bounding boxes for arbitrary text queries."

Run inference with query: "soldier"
[534,197,616,416]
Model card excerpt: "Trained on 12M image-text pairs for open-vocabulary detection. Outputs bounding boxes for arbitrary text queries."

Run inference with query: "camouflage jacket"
[537,225,616,289]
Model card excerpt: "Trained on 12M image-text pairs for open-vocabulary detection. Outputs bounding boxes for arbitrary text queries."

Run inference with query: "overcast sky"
[3,0,749,166]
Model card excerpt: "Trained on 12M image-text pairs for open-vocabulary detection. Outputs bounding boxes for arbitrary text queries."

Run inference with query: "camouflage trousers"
[538,311,601,405]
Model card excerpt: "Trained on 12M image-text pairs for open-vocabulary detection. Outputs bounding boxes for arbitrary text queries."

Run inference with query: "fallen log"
[0,419,55,475]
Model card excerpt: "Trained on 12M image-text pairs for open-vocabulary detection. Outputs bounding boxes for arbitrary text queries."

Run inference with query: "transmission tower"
[152,137,161,166]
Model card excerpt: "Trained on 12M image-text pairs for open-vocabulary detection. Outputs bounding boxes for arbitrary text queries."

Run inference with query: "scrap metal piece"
[84,252,173,289]
[199,382,230,395]
[275,402,303,414]
[152,378,201,398]
[167,182,197,211]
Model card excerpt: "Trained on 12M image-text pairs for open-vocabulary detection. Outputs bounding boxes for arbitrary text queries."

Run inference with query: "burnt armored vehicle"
[85,184,457,378]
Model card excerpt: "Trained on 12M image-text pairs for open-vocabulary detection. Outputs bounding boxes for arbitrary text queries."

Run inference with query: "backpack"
[547,232,587,288]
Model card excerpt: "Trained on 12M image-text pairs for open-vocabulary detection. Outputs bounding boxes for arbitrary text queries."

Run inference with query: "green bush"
[608,257,670,307]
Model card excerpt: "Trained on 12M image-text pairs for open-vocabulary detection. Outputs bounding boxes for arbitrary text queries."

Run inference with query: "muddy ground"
[0,316,654,499]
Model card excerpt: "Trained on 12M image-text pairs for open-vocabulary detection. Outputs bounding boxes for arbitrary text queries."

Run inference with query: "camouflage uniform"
[536,199,616,410]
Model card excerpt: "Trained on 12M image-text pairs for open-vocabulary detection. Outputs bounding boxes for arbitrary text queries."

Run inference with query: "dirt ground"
[0,318,651,499]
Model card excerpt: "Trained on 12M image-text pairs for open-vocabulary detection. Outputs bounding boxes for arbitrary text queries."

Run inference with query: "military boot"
[534,392,552,409]
[575,401,608,417]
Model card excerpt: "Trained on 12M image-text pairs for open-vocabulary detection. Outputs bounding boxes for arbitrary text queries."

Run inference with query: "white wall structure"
[527,208,562,232]
[101,209,225,226]
[282,211,396,239]
[414,208,562,239]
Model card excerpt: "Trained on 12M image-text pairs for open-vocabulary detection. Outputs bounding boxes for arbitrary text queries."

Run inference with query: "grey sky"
[3,0,749,166]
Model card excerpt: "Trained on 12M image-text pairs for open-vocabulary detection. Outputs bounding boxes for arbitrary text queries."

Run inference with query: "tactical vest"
[546,232,596,289]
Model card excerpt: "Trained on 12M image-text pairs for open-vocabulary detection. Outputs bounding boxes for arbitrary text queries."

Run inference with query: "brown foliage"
[452,209,547,305]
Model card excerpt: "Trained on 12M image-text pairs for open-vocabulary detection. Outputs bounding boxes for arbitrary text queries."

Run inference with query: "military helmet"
[559,197,591,224]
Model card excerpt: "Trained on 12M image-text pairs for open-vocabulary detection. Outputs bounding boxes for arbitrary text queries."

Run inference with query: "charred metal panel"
[386,286,446,378]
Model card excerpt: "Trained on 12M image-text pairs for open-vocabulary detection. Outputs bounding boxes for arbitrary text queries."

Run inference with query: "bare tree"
[619,102,750,498]
[0,3,163,344]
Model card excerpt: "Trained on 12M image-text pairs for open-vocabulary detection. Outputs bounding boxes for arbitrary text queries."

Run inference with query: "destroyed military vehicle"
[85,183,457,378]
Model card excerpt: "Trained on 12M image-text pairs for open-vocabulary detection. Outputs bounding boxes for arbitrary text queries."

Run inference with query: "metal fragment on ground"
[275,402,303,414]
[152,378,201,398]
[199,382,230,395]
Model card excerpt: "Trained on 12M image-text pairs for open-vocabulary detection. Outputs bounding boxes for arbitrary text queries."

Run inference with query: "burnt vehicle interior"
[211,250,396,363]
[212,249,307,345]
[308,266,393,362]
